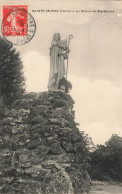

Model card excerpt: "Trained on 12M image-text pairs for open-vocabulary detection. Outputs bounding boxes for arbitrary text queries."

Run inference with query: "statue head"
[52,33,61,41]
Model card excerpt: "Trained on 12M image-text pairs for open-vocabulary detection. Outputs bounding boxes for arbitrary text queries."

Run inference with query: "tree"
[80,131,95,152]
[0,37,25,106]
[105,134,122,181]
[89,134,122,181]
[88,144,108,180]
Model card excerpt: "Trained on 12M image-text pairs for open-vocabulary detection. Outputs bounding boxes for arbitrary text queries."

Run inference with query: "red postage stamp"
[3,5,28,36]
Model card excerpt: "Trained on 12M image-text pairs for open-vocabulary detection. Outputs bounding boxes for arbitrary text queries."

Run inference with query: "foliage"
[78,131,95,172]
[0,37,25,106]
[80,131,95,152]
[58,78,72,93]
[89,134,122,182]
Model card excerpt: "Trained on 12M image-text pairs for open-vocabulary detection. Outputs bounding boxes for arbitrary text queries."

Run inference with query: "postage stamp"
[2,5,36,45]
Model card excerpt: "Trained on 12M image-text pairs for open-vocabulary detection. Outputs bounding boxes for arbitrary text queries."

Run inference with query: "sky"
[0,0,122,145]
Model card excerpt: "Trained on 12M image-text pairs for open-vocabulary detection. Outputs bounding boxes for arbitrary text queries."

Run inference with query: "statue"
[48,33,73,92]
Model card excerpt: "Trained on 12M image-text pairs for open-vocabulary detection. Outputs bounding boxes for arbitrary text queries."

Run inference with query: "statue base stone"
[0,91,91,194]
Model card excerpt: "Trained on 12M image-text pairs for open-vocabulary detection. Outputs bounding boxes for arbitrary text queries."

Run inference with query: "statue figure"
[48,33,70,91]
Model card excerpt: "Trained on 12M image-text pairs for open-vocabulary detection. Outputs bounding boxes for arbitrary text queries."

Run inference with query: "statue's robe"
[57,40,68,88]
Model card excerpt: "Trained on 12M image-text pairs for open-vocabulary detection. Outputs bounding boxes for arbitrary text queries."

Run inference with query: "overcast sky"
[0,0,122,144]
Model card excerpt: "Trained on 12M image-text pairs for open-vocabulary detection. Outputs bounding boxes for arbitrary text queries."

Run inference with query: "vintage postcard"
[0,0,122,193]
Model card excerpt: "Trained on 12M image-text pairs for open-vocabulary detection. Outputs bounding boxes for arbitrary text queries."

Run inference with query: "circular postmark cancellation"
[2,8,36,45]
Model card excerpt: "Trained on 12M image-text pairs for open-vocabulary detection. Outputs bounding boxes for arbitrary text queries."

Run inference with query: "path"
[89,181,122,194]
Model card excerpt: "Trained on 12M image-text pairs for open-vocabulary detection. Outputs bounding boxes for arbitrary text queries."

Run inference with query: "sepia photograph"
[0,0,122,193]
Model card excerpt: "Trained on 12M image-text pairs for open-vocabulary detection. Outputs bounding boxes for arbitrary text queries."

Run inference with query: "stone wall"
[0,92,91,194]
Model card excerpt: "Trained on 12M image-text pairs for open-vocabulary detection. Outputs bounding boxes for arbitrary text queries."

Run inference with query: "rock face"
[0,92,91,194]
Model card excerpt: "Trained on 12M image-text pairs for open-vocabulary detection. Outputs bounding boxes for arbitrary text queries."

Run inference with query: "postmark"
[2,5,36,45]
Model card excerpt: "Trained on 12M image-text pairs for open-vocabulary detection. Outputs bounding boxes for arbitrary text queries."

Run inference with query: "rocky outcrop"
[0,92,91,194]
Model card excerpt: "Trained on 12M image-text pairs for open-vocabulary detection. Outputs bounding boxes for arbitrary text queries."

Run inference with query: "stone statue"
[48,33,70,91]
